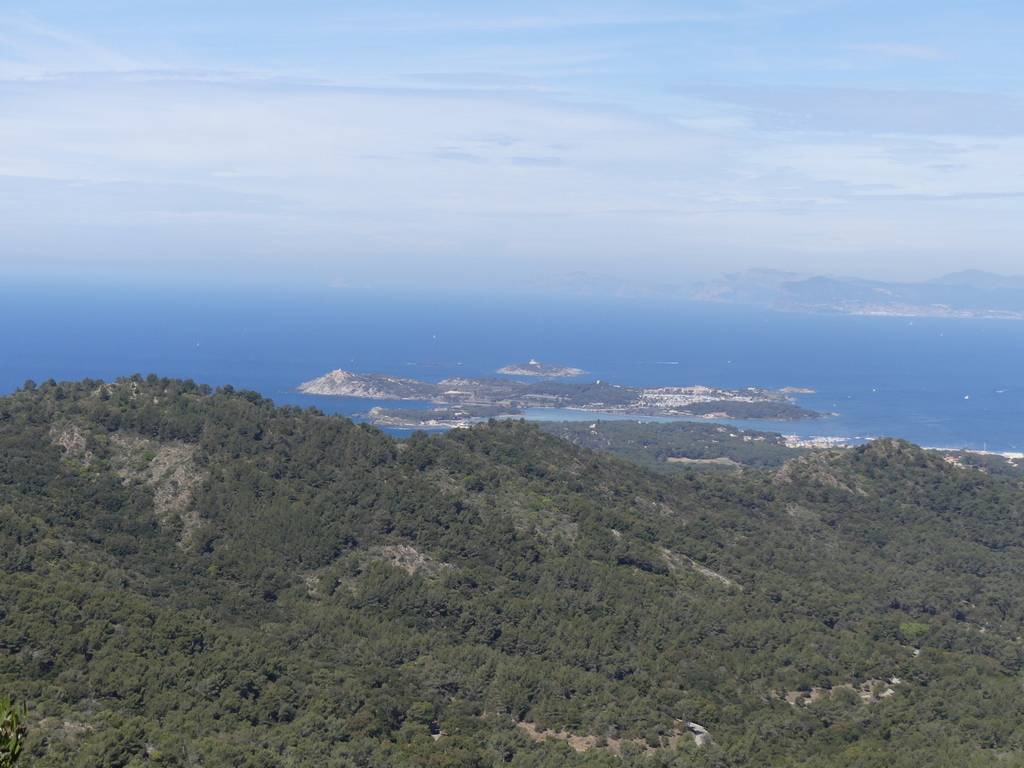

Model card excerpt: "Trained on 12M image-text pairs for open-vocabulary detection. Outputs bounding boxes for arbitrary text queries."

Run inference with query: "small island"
[497,359,586,377]
[298,369,826,428]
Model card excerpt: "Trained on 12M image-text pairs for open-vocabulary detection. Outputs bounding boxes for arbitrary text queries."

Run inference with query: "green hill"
[3,376,1024,767]
[538,420,807,472]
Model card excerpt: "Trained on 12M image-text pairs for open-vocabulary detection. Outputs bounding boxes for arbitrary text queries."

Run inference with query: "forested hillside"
[3,377,1024,767]
[539,421,806,472]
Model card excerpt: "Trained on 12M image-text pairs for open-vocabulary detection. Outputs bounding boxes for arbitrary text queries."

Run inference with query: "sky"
[2,0,1023,291]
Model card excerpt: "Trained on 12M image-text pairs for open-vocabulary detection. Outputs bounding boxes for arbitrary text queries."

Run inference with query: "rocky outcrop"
[109,434,206,547]
[298,369,437,399]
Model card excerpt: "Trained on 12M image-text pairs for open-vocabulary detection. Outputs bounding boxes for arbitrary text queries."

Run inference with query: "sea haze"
[4,280,1023,452]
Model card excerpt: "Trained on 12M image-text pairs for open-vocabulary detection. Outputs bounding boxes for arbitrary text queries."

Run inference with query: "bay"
[3,279,1022,451]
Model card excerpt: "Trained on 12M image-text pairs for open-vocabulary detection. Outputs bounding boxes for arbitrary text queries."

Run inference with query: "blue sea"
[3,280,1023,451]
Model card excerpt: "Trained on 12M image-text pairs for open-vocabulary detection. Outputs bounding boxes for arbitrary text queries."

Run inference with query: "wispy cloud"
[509,155,564,167]
[324,0,847,35]
[672,85,1024,136]
[432,148,487,163]
[324,11,737,35]
[1,0,1023,284]
[845,43,945,61]
[0,14,140,77]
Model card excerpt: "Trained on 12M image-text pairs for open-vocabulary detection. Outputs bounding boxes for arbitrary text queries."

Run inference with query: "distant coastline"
[691,269,1024,320]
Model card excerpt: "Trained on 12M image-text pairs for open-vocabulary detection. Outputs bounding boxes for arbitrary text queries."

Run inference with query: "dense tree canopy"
[2,377,1024,766]
[539,420,807,472]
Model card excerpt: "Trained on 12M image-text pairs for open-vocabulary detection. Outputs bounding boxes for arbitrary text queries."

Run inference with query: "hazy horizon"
[3,1,1024,290]
[4,262,1024,300]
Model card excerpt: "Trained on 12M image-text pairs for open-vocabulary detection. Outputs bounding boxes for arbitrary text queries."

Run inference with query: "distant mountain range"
[691,269,1024,319]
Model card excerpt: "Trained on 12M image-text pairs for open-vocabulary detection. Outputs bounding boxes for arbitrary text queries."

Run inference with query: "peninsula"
[298,369,825,427]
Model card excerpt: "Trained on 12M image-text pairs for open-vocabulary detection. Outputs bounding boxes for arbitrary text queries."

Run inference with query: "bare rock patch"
[375,544,453,576]
[661,547,741,589]
[50,421,94,465]
[109,433,207,547]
